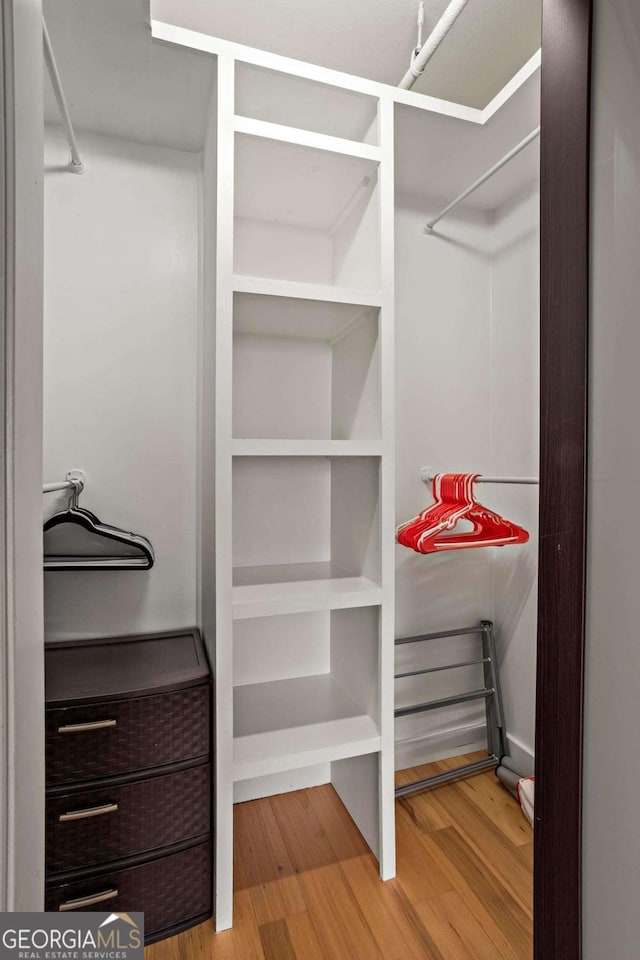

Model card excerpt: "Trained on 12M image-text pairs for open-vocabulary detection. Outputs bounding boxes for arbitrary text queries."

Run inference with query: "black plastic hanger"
[43,480,155,570]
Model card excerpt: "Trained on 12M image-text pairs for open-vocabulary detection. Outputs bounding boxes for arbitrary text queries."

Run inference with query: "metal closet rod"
[43,18,85,174]
[43,480,77,493]
[423,125,540,234]
[43,470,86,494]
[421,467,538,485]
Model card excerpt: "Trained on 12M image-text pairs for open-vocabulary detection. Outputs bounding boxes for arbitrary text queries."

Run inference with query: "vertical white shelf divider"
[378,95,397,881]
[214,54,236,933]
[211,54,396,932]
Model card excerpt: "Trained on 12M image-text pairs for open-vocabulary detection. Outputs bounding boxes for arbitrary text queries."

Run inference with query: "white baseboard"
[233,763,329,802]
[395,722,536,776]
[395,721,487,771]
[505,732,535,778]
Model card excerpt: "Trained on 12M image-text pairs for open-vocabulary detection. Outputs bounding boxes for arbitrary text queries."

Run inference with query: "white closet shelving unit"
[153,18,541,934]
[211,54,396,932]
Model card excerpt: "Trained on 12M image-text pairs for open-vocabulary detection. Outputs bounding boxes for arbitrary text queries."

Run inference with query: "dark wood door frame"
[535,1,593,958]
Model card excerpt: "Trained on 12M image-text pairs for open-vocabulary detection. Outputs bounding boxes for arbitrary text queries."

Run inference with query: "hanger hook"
[67,477,82,511]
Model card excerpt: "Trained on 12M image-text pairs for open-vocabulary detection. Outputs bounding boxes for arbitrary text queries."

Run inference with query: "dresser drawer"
[46,762,211,874]
[46,684,210,785]
[45,840,212,942]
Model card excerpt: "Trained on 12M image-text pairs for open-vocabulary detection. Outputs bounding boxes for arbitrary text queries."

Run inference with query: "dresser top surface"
[45,629,209,705]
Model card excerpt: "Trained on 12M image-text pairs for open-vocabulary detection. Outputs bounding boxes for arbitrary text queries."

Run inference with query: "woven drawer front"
[46,762,211,874]
[46,684,210,786]
[45,841,212,939]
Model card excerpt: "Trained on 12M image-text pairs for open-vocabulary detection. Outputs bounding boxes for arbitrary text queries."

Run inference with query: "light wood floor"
[146,752,533,960]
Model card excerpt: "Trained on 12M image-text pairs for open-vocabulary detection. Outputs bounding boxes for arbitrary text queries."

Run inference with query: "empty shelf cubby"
[233,289,380,442]
[233,133,380,290]
[231,455,381,619]
[235,61,379,145]
[233,605,381,781]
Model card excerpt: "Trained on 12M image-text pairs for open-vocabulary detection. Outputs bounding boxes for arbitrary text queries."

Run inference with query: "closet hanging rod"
[43,470,85,494]
[43,18,85,174]
[423,126,540,233]
[43,481,77,493]
[420,467,539,485]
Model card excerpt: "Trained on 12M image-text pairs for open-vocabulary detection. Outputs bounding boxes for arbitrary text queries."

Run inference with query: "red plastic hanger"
[396,473,529,554]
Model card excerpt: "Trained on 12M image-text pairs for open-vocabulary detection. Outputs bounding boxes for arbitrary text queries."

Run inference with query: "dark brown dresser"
[44,629,212,944]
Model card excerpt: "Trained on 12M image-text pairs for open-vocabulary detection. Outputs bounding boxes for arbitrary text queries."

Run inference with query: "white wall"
[583,2,640,956]
[490,189,539,774]
[394,195,495,767]
[394,189,538,771]
[43,128,199,640]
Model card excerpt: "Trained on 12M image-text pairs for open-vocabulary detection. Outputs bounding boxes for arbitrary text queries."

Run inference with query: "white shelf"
[233,275,382,309]
[234,115,381,163]
[233,673,381,781]
[235,132,379,232]
[234,61,379,146]
[232,439,382,457]
[232,562,383,619]
[233,282,380,350]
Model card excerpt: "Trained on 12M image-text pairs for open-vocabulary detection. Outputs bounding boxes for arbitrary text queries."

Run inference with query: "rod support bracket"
[420,466,435,484]
[65,469,86,494]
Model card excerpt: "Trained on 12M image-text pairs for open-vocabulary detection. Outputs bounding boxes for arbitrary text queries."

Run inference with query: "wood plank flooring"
[146,753,533,960]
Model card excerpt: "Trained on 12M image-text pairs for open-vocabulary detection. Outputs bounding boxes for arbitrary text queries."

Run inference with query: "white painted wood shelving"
[207,52,396,933]
[154,16,541,934]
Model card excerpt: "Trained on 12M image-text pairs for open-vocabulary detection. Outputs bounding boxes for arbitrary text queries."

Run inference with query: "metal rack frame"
[394,620,506,798]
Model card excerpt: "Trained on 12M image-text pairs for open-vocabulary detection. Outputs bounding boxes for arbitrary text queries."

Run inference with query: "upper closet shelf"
[235,60,379,147]
[233,276,381,309]
[233,130,381,290]
[232,440,383,457]
[235,133,379,234]
[234,116,381,163]
[232,281,380,346]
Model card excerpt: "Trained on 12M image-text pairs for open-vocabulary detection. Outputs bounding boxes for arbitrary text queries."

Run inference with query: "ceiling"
[44,0,541,155]
[152,0,541,106]
[411,0,541,105]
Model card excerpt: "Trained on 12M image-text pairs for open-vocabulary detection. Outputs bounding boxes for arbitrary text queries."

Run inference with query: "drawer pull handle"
[59,889,118,911]
[58,719,117,734]
[59,803,118,822]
